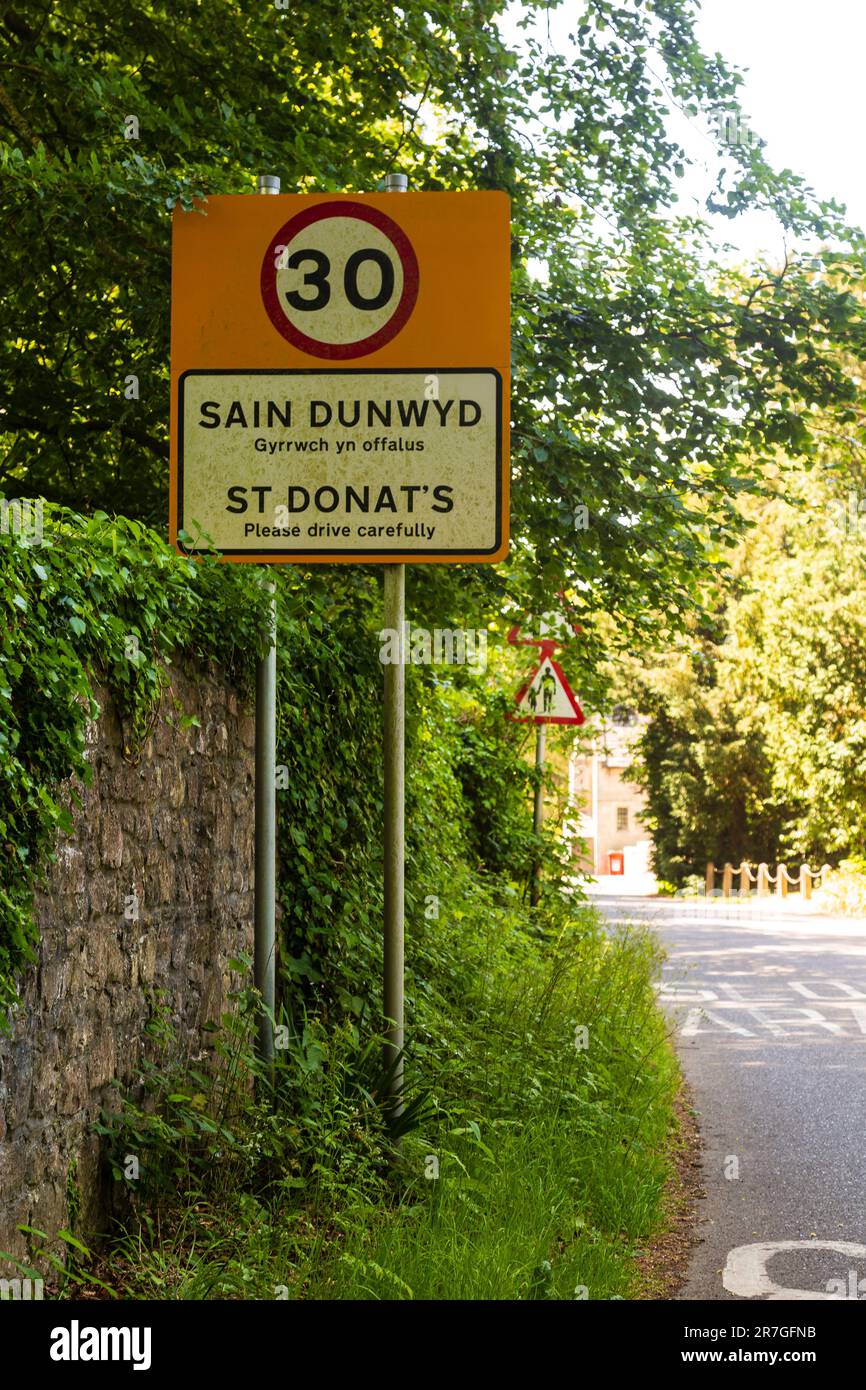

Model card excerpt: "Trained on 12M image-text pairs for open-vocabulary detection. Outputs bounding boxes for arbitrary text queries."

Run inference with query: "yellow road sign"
[170,192,510,564]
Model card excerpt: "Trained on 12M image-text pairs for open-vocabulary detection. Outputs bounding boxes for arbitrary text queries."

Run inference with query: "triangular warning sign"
[513,655,585,725]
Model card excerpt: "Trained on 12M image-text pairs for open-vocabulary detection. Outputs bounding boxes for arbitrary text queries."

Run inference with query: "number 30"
[276,246,395,312]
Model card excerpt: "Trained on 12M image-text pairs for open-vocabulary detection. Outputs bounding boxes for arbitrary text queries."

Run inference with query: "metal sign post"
[254,568,276,1067]
[254,173,279,1071]
[531,723,546,908]
[381,173,406,1114]
[382,564,405,1108]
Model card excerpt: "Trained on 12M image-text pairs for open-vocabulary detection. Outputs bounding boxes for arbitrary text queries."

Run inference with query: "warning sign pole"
[382,172,407,1119]
[531,723,546,907]
[254,172,280,1074]
[507,625,586,907]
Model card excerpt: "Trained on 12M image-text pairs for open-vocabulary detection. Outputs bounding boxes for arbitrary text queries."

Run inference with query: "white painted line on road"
[723,1241,866,1300]
[791,980,866,1000]
[661,977,866,1037]
[756,1008,846,1035]
[660,997,794,1007]
[682,1008,756,1037]
[655,985,720,1001]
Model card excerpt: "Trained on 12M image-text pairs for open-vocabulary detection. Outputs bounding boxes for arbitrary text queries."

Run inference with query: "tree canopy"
[628,419,866,879]
[3,0,866,672]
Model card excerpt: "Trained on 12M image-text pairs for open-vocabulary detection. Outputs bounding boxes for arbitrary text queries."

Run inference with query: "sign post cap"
[383,172,408,192]
[256,174,281,194]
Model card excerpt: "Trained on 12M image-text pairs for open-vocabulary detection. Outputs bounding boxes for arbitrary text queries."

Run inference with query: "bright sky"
[695,0,866,253]
[502,0,866,260]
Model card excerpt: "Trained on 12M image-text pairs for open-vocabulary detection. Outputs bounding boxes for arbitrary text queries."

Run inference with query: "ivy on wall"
[1,507,544,1028]
[0,504,270,1015]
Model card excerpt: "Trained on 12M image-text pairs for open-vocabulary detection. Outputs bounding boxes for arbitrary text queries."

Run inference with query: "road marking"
[757,1007,846,1035]
[717,982,795,1037]
[663,977,866,1037]
[655,984,719,1001]
[682,1008,756,1037]
[791,980,866,1000]
[723,1241,866,1300]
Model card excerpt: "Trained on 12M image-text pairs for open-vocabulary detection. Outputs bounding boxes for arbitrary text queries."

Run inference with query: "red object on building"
[608,852,624,876]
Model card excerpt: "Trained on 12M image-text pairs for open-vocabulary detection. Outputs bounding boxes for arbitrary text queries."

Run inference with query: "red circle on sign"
[260,201,420,359]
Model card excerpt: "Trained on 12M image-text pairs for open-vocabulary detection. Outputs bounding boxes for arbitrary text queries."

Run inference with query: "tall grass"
[302,902,678,1300]
[88,880,679,1302]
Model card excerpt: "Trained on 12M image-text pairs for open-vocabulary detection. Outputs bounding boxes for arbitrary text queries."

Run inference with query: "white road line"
[682,1008,757,1037]
[723,1241,866,1300]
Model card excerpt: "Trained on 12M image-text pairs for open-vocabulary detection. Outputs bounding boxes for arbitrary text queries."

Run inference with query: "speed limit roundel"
[260,201,420,359]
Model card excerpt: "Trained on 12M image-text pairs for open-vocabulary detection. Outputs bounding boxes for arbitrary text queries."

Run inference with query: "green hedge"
[0,504,269,1013]
[0,505,544,1025]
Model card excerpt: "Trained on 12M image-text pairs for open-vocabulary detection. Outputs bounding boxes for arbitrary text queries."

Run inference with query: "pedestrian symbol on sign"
[541,668,555,713]
[513,655,584,726]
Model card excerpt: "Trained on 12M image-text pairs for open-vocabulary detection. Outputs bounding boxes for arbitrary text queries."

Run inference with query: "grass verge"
[62,887,681,1301]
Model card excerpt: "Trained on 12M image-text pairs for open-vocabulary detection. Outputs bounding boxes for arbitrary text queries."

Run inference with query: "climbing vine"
[0,504,269,1015]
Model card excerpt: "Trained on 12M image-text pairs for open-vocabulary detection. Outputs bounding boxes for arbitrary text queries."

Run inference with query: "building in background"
[566,706,655,882]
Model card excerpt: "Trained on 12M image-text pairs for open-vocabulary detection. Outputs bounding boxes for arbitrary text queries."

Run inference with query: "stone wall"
[0,664,255,1261]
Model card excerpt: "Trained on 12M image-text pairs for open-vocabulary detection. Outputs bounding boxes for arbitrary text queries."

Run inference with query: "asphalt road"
[595,894,866,1301]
